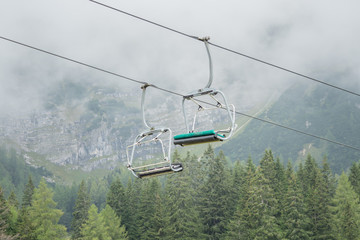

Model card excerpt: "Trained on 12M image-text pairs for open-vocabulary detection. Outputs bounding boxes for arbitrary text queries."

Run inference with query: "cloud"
[1,0,360,116]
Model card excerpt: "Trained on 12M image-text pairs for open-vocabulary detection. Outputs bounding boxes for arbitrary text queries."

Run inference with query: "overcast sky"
[1,0,360,116]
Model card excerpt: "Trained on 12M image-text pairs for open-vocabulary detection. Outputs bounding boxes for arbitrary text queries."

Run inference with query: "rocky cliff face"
[0,110,128,171]
[0,81,230,173]
[0,80,143,172]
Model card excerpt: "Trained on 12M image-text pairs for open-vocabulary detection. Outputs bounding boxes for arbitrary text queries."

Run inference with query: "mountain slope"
[219,82,360,173]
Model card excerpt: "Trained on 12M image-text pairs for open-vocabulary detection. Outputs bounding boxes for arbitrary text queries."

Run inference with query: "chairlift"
[174,37,236,146]
[127,84,183,178]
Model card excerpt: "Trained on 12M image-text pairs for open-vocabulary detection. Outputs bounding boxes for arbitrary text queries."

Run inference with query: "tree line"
[1,145,360,239]
[0,146,50,198]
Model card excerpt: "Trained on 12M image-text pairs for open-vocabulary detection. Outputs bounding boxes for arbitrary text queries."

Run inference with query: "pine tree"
[27,178,67,240]
[259,150,276,181]
[257,150,282,239]
[53,182,79,231]
[124,178,140,240]
[163,150,203,240]
[0,186,15,240]
[5,191,18,236]
[302,155,319,195]
[106,178,126,219]
[100,204,128,240]
[302,155,334,239]
[272,157,288,235]
[226,162,256,239]
[285,161,294,178]
[349,161,360,197]
[226,155,256,239]
[229,160,246,216]
[186,151,206,207]
[71,180,91,239]
[137,179,164,240]
[0,186,8,228]
[0,186,10,239]
[81,204,110,240]
[7,192,18,209]
[255,167,282,239]
[245,155,256,173]
[260,151,287,231]
[199,147,231,240]
[227,165,281,239]
[5,205,18,237]
[22,176,35,208]
[282,171,310,239]
[321,156,336,198]
[152,186,166,239]
[274,157,287,204]
[17,207,35,239]
[332,172,360,240]
[17,175,36,238]
[296,162,305,194]
[106,177,133,239]
[89,178,108,210]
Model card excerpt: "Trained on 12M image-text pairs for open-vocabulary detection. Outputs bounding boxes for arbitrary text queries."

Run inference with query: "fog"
[1,0,360,116]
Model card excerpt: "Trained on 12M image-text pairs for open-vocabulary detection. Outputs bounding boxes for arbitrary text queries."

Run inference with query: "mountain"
[0,80,142,182]
[219,81,360,173]
[1,77,360,184]
[0,79,186,183]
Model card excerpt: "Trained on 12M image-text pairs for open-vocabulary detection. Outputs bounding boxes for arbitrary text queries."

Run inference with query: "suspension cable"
[89,0,360,98]
[1,35,359,152]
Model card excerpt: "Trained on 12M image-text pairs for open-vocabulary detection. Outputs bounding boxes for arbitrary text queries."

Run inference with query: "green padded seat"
[174,130,225,146]
[174,130,224,140]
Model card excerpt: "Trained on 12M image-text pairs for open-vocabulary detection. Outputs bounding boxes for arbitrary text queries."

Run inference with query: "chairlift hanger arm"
[183,37,214,99]
[141,83,154,129]
[198,36,213,89]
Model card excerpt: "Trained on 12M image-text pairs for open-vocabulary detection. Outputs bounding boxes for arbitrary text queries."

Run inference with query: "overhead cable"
[89,0,199,41]
[1,35,359,152]
[89,0,360,98]
[0,36,147,86]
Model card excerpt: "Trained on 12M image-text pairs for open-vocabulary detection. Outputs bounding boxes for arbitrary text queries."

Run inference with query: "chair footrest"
[135,163,183,178]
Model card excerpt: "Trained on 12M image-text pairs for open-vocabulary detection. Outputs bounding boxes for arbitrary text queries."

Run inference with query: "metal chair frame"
[127,85,182,178]
[176,37,236,145]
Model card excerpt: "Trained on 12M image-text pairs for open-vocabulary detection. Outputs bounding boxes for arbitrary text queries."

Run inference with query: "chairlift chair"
[127,84,183,178]
[174,37,236,146]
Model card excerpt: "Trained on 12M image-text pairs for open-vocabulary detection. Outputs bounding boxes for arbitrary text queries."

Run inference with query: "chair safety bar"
[179,88,236,141]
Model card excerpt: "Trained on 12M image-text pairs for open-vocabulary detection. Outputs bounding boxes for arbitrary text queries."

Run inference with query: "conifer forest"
[1,145,360,240]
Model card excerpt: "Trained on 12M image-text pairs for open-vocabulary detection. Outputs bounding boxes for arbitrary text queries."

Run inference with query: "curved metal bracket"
[141,84,152,129]
[200,37,213,89]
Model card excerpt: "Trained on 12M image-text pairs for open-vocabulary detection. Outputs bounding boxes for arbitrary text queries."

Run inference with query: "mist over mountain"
[0,80,141,179]
[1,0,360,181]
[1,71,359,183]
[219,77,360,173]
